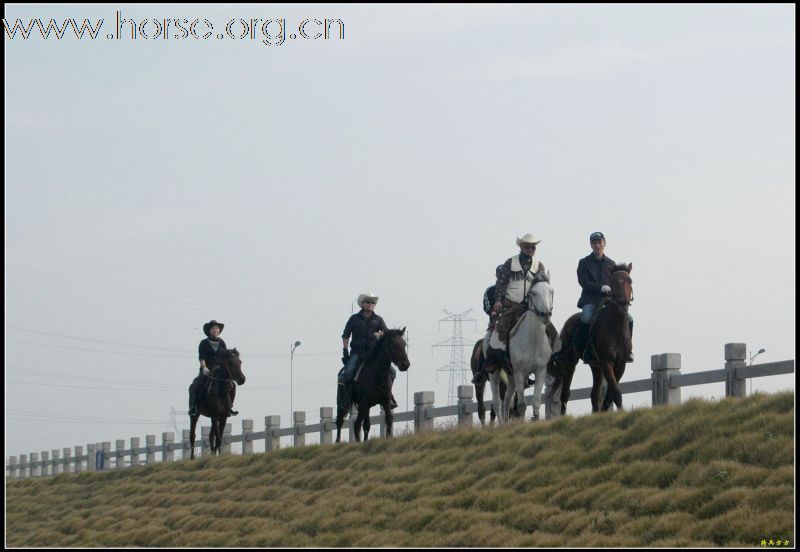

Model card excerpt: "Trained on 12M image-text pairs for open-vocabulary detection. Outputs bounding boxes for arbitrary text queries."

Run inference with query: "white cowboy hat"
[357,292,379,307]
[516,233,541,246]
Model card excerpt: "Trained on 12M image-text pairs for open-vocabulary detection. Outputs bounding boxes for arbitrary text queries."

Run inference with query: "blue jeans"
[581,303,634,327]
[341,353,360,383]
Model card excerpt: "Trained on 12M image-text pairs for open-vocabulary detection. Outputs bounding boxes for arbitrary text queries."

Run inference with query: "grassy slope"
[6,392,795,547]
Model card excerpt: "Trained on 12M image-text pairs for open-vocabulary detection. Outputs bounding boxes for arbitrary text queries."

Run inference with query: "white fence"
[6,343,794,479]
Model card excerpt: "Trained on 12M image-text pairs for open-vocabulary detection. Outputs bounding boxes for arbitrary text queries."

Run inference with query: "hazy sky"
[5,4,795,458]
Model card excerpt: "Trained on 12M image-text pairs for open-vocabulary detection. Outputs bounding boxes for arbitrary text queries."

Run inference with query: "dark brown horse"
[548,264,633,414]
[470,338,527,424]
[335,328,410,442]
[189,348,246,459]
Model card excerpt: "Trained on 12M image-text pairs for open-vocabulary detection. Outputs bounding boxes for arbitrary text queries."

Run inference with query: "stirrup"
[188,406,198,416]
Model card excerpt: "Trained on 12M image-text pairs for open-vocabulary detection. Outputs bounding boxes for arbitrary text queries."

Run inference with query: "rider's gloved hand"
[601,285,611,295]
[202,366,211,376]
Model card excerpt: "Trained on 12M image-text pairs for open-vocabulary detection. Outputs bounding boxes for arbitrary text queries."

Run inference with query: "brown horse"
[548,264,633,413]
[335,328,410,442]
[470,338,527,424]
[189,348,246,459]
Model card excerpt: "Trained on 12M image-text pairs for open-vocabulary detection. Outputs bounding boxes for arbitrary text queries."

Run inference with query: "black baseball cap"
[589,232,605,242]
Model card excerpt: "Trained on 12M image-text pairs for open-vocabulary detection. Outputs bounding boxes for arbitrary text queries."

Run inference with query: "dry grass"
[6,391,795,547]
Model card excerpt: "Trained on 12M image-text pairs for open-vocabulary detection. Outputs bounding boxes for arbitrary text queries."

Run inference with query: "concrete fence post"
[63,448,73,474]
[145,435,156,465]
[265,416,281,451]
[379,406,387,438]
[222,424,232,455]
[293,411,306,447]
[30,452,40,478]
[40,451,50,477]
[242,420,254,454]
[414,391,435,433]
[162,432,175,463]
[19,454,28,479]
[130,437,140,467]
[319,408,333,445]
[181,430,190,459]
[457,385,474,427]
[74,446,83,474]
[101,442,111,471]
[9,456,18,479]
[201,427,211,457]
[51,449,61,476]
[651,353,682,406]
[725,343,747,398]
[86,444,96,472]
[115,440,126,470]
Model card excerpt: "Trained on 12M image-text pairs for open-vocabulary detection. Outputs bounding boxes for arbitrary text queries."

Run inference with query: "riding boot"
[471,367,485,385]
[574,322,592,363]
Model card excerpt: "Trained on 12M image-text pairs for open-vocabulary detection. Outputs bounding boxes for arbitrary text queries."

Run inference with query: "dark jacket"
[342,311,389,354]
[198,337,227,366]
[577,253,617,308]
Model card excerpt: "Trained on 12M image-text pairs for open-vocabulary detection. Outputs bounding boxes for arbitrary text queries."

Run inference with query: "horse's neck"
[363,348,390,380]
[513,311,548,348]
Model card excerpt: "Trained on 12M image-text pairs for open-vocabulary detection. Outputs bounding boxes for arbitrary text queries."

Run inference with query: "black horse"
[335,328,410,442]
[189,348,246,459]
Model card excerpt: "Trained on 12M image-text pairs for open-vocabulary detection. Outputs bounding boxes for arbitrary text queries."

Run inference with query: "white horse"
[486,273,554,423]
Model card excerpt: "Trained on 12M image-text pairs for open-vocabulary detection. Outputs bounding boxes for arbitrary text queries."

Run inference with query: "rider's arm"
[577,258,602,294]
[493,258,512,311]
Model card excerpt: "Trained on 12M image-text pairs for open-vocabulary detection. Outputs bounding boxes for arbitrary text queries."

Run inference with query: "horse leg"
[218,415,228,454]
[476,380,486,426]
[335,407,345,443]
[384,404,394,437]
[561,365,576,416]
[515,371,527,420]
[189,414,198,460]
[489,372,502,424]
[502,374,516,422]
[531,365,546,421]
[601,362,618,412]
[363,409,371,442]
[353,408,364,442]
[589,364,603,412]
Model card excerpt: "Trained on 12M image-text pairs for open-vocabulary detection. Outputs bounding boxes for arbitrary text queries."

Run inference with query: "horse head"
[222,348,246,385]
[527,267,554,323]
[607,263,633,310]
[383,327,410,371]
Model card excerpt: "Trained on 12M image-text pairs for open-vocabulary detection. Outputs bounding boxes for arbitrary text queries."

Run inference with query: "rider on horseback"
[189,320,237,417]
[472,234,557,385]
[340,292,398,409]
[573,232,634,363]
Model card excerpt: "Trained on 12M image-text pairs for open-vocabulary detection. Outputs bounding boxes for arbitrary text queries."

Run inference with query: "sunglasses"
[363,301,376,305]
[521,244,537,249]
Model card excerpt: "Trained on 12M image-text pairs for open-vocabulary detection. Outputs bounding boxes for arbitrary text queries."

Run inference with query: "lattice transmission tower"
[433,310,477,405]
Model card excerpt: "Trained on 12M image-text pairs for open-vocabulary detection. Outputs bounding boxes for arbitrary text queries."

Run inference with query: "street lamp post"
[748,347,765,396]
[290,340,302,419]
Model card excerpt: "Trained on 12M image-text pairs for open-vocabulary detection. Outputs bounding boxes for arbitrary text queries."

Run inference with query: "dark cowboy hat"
[203,320,225,336]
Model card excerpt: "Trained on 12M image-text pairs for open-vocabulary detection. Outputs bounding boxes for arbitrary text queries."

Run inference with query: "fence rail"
[6,343,794,479]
